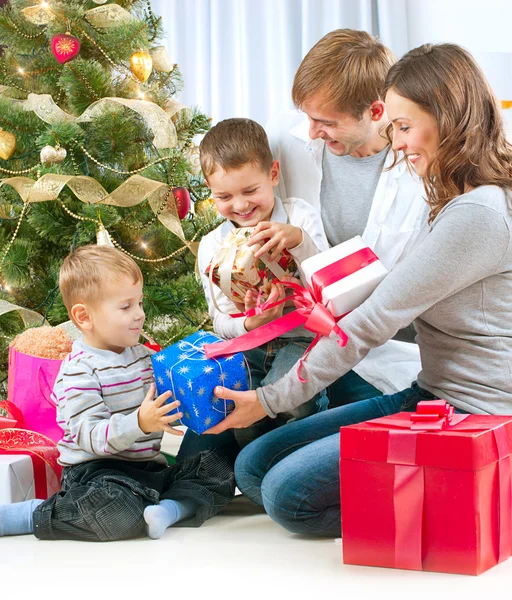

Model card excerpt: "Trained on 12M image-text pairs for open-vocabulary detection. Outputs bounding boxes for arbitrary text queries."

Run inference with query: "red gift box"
[339,400,512,575]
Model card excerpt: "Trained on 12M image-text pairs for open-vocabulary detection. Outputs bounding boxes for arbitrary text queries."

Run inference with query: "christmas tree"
[0,0,221,396]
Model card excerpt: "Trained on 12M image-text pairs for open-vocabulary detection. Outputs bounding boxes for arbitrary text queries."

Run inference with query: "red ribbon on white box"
[0,428,62,500]
[204,247,379,380]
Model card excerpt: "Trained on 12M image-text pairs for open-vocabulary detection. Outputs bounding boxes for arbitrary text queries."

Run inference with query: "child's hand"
[247,222,303,261]
[244,283,285,331]
[138,383,184,436]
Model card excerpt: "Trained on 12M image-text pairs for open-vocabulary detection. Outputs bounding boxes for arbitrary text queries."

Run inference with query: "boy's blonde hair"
[59,245,143,314]
[199,118,274,179]
[292,29,396,118]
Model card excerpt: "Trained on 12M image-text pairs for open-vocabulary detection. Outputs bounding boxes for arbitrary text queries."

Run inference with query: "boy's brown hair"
[199,118,274,178]
[292,29,396,118]
[59,245,142,316]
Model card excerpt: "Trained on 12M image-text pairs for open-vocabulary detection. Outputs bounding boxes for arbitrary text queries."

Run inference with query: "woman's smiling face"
[385,87,440,177]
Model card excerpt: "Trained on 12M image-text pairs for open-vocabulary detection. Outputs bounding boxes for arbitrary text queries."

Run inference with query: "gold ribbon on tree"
[0,174,198,256]
[0,299,47,327]
[19,94,178,150]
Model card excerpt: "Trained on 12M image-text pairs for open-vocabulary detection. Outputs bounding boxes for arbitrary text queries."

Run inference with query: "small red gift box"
[339,400,512,575]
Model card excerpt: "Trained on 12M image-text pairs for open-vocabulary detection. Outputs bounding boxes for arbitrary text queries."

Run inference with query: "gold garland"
[1,201,28,265]
[76,141,175,175]
[0,173,199,259]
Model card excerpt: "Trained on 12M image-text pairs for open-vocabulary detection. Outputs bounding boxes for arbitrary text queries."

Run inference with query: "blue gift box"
[151,330,249,434]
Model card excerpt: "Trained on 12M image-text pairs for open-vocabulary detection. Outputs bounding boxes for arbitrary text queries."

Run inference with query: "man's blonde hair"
[292,29,396,118]
[59,245,143,314]
[199,118,273,179]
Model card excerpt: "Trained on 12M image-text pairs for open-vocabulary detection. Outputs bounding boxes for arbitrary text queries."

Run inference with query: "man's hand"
[203,387,267,434]
[244,282,285,331]
[138,383,184,436]
[247,222,303,261]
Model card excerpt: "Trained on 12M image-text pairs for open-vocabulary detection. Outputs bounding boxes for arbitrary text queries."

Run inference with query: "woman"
[206,43,512,536]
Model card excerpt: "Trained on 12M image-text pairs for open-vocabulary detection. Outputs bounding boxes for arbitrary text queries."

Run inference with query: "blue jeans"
[176,360,382,462]
[234,337,327,448]
[234,383,439,537]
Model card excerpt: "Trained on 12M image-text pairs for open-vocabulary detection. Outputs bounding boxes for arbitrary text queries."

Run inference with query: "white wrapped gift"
[301,235,388,318]
[0,454,59,503]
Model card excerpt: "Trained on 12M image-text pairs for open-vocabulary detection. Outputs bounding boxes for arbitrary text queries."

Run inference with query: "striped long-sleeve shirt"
[53,338,165,467]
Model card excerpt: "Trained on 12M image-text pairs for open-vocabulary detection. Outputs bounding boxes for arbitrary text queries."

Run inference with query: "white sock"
[143,499,197,540]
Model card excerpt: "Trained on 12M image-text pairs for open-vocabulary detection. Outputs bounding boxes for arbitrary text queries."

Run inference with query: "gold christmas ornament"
[96,225,114,246]
[150,46,173,72]
[0,129,16,160]
[40,144,67,165]
[195,197,217,216]
[130,51,153,83]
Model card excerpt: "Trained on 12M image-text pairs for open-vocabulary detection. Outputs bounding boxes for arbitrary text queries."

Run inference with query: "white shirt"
[267,110,429,270]
[198,196,329,340]
[266,110,428,393]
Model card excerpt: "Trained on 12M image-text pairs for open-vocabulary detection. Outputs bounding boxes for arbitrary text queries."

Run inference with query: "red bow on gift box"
[203,247,379,379]
[409,399,456,430]
[368,400,512,571]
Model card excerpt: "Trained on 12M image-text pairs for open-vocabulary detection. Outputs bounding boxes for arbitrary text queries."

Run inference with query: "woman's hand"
[203,387,267,434]
[247,222,303,261]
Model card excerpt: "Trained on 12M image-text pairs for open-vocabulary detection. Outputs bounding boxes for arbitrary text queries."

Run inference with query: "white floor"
[1,430,512,599]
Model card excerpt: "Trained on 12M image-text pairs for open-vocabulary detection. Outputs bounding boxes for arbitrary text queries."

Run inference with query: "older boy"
[178,118,333,457]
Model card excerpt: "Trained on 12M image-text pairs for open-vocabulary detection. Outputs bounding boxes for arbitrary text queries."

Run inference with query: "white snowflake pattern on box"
[150,330,248,434]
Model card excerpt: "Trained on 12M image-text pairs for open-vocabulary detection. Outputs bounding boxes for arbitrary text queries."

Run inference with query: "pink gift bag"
[7,346,64,442]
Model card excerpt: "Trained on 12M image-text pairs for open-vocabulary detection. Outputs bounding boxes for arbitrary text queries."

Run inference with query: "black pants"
[33,450,235,542]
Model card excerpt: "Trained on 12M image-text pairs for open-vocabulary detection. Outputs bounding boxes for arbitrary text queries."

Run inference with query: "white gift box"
[301,236,388,318]
[0,454,59,503]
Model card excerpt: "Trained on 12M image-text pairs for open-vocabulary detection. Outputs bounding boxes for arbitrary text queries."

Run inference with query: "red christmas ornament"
[51,33,81,64]
[171,187,191,220]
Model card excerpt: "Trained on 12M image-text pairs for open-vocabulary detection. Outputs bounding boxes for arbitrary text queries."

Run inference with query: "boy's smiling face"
[207,160,279,227]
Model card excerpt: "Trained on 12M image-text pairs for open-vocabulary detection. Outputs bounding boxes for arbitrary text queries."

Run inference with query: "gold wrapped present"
[205,227,297,305]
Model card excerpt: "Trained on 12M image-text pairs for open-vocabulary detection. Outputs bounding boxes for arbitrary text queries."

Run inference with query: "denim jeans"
[177,344,382,461]
[234,383,439,538]
[33,450,235,541]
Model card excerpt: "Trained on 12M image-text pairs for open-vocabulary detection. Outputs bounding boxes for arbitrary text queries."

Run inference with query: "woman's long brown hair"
[384,43,512,223]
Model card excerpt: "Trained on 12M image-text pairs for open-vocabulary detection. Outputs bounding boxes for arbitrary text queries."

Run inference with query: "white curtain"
[152,0,410,125]
[151,0,512,125]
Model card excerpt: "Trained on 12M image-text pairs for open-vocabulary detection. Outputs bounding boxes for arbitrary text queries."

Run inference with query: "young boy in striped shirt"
[0,246,234,541]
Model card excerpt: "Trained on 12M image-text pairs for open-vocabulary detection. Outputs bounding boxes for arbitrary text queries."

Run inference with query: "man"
[266,29,427,398]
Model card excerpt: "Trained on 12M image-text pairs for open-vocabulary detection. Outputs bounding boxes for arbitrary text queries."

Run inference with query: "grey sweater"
[258,185,512,416]
[53,339,164,467]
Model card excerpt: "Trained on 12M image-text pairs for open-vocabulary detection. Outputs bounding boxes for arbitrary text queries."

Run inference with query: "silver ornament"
[54,145,67,163]
[96,225,114,247]
[40,145,57,164]
[150,46,173,72]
